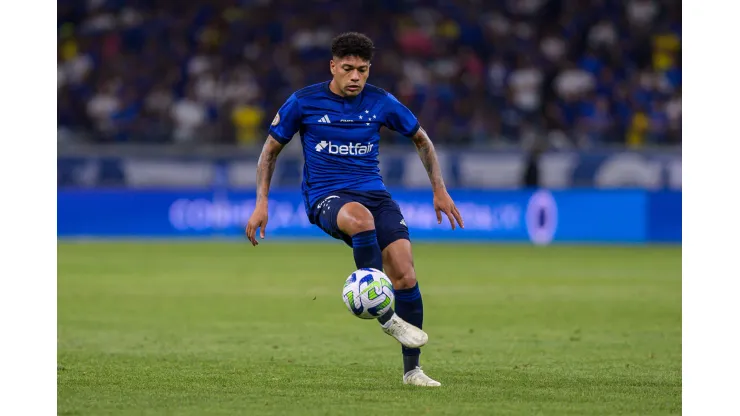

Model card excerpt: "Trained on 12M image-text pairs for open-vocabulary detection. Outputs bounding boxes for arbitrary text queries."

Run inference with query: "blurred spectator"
[665,91,681,144]
[627,0,659,28]
[554,61,596,101]
[232,97,265,146]
[627,107,650,148]
[647,100,670,144]
[170,87,207,143]
[580,96,616,146]
[57,0,681,148]
[508,55,544,120]
[86,80,120,137]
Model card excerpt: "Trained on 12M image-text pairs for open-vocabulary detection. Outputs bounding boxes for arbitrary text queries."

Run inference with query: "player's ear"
[330,60,336,75]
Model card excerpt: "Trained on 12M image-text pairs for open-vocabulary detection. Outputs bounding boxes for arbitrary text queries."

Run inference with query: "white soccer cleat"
[403,367,442,387]
[380,313,428,348]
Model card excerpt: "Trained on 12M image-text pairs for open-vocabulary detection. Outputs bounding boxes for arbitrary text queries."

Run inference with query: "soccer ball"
[342,268,395,319]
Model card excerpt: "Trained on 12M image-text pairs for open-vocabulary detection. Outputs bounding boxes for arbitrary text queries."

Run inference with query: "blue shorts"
[309,190,410,251]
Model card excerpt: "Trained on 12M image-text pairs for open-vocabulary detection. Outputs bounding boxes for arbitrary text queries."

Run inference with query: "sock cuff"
[395,283,421,301]
[351,230,378,247]
[402,347,421,357]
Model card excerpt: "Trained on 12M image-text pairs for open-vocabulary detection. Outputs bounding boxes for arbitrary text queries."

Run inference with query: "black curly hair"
[330,32,375,62]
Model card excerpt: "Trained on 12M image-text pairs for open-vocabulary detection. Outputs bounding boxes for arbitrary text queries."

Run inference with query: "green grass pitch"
[58,242,681,415]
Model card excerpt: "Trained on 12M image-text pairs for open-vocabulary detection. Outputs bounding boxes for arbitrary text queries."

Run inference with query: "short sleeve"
[383,93,421,138]
[268,94,302,144]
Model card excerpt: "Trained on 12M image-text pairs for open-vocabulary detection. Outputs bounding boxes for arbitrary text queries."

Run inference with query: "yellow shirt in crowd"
[232,105,264,146]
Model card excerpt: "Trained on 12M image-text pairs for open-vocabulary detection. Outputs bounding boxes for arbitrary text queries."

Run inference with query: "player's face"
[330,56,370,97]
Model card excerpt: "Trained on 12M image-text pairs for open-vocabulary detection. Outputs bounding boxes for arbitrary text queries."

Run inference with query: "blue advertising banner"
[646,191,682,243]
[57,189,680,244]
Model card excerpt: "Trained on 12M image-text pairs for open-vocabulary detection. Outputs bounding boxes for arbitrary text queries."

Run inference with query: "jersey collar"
[325,80,363,109]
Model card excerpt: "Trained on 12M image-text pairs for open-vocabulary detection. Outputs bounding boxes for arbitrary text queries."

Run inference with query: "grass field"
[57,242,681,415]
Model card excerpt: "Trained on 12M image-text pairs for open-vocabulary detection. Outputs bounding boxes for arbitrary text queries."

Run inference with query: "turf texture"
[58,242,681,415]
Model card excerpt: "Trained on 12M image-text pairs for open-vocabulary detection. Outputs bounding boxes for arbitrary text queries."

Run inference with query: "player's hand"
[246,204,268,246]
[433,190,464,230]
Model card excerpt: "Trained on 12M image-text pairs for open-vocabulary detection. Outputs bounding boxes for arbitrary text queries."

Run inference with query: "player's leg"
[382,240,422,361]
[380,239,440,387]
[374,200,440,387]
[335,201,428,349]
[336,202,383,272]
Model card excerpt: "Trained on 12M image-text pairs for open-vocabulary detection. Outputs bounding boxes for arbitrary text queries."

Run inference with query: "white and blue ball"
[342,268,395,319]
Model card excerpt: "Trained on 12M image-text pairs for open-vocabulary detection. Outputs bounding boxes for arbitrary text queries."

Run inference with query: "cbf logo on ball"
[342,268,394,319]
[525,190,558,245]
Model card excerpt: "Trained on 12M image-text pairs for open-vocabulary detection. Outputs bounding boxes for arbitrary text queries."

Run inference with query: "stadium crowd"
[57,0,681,148]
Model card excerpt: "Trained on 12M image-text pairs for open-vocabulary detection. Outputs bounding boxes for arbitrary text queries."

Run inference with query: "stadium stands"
[57,0,681,149]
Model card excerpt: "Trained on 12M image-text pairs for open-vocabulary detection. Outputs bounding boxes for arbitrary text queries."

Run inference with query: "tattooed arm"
[411,127,446,193]
[255,135,284,205]
[411,127,464,229]
[246,135,285,245]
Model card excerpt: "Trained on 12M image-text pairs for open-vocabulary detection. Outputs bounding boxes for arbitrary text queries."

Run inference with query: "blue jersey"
[268,81,420,217]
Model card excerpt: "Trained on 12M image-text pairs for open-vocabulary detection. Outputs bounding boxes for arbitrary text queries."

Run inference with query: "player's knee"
[381,239,417,289]
[396,271,417,290]
[338,202,375,235]
[393,262,417,290]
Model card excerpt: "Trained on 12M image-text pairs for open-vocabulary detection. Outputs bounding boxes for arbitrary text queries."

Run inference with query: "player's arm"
[255,135,284,206]
[246,94,301,246]
[410,127,446,193]
[246,135,285,246]
[410,127,464,230]
[383,92,464,230]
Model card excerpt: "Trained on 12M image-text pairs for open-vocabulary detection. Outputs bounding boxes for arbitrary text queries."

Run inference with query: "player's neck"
[328,79,349,99]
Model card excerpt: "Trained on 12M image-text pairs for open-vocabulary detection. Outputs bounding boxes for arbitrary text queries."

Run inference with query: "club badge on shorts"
[271,113,280,126]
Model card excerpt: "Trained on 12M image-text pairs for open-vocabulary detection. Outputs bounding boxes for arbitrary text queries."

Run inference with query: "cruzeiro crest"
[271,112,280,126]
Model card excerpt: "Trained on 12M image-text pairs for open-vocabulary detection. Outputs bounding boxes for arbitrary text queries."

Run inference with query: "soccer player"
[245,32,464,387]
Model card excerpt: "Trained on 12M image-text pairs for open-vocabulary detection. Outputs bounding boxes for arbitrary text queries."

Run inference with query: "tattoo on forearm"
[412,128,445,190]
[256,137,283,204]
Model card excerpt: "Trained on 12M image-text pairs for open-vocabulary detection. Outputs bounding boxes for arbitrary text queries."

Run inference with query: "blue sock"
[351,230,383,271]
[394,283,424,373]
[352,230,395,325]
